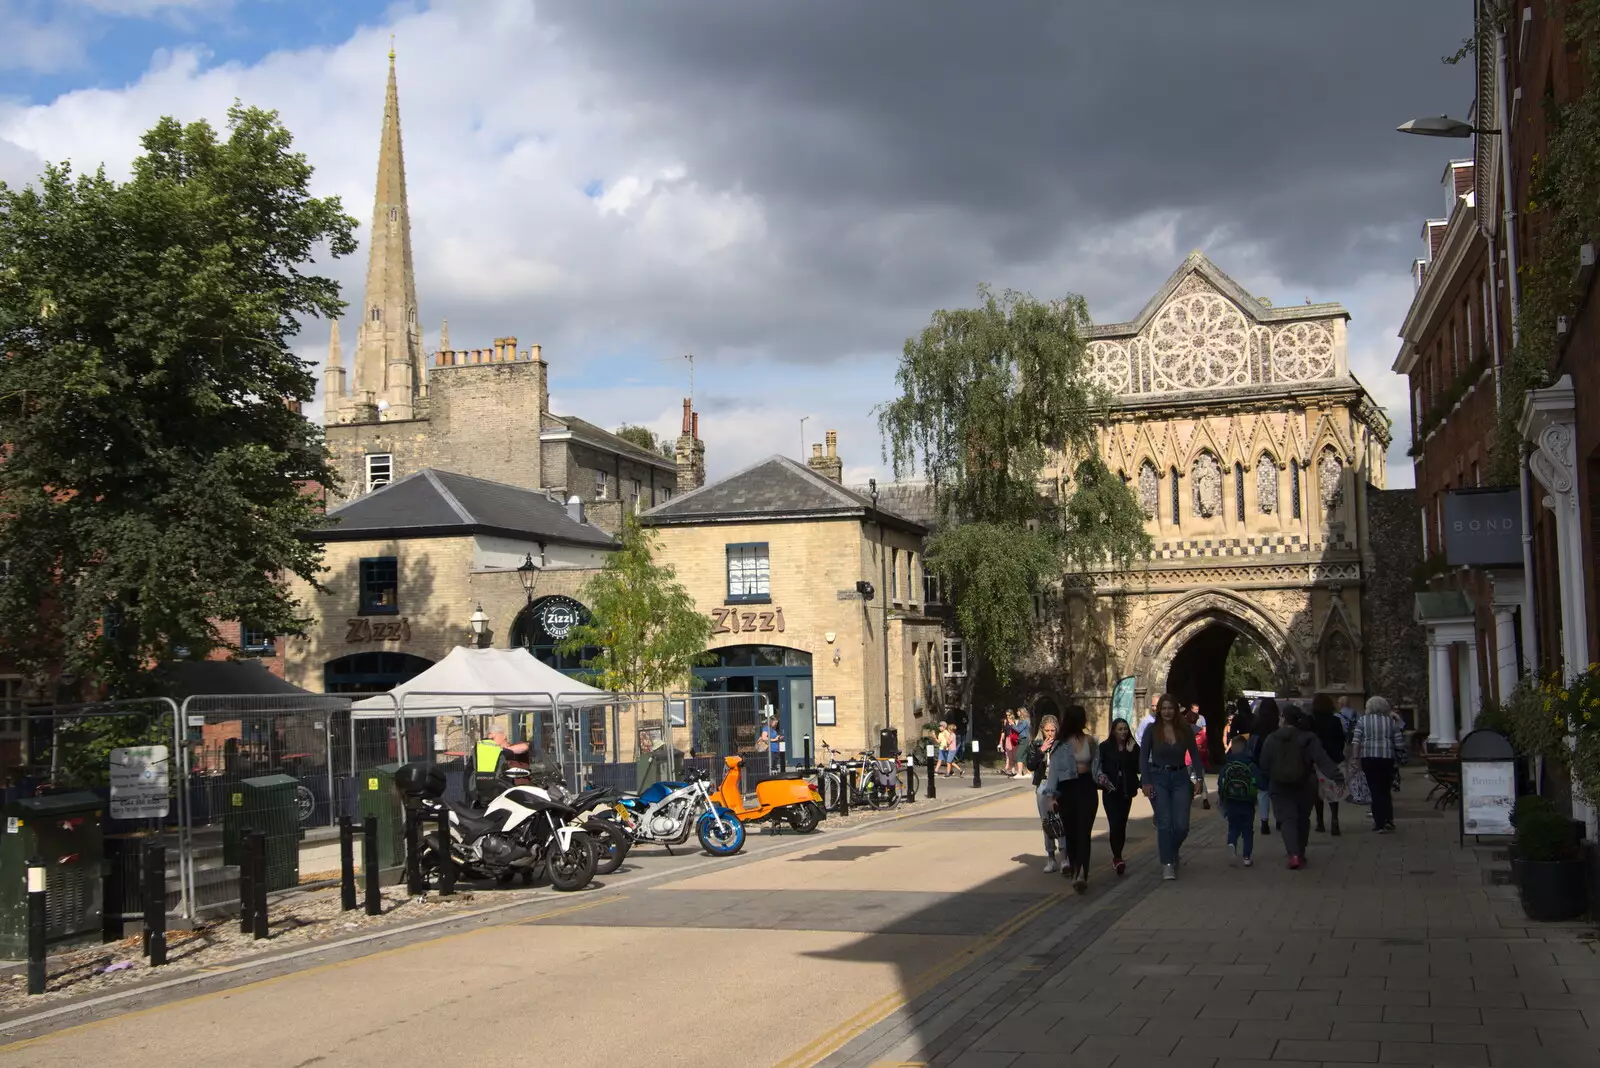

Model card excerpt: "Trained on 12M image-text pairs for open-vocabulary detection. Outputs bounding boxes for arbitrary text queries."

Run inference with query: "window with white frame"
[942,637,966,678]
[365,453,393,493]
[890,548,899,602]
[595,470,609,499]
[726,542,771,603]
[923,572,943,605]
[908,552,919,604]
[0,676,24,737]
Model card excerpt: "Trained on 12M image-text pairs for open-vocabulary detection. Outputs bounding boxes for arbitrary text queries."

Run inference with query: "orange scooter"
[716,755,824,834]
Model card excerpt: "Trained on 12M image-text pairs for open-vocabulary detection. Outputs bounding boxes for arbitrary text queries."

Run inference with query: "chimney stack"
[808,429,844,483]
[675,398,706,492]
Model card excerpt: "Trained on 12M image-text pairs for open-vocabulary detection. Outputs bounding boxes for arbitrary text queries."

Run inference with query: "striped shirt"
[1349,711,1399,762]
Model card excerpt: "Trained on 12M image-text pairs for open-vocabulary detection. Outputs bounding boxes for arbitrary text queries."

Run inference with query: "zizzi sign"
[538,599,580,640]
[1443,489,1522,567]
[710,607,787,635]
[346,617,413,643]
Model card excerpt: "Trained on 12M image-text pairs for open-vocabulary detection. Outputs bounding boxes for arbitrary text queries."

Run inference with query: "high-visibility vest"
[475,740,506,775]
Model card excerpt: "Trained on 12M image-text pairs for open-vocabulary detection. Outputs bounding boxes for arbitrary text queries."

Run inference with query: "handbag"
[1042,809,1065,840]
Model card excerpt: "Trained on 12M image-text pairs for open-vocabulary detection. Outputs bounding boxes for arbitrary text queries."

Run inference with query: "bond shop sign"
[1443,489,1522,567]
[710,607,787,635]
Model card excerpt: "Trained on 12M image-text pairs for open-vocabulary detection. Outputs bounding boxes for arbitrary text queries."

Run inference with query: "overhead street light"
[1396,115,1499,138]
[468,603,490,647]
[517,552,538,602]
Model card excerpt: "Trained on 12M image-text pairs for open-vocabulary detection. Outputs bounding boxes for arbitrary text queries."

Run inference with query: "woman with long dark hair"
[1310,694,1347,836]
[1248,698,1280,836]
[1099,717,1140,876]
[1044,704,1107,893]
[1139,693,1206,881]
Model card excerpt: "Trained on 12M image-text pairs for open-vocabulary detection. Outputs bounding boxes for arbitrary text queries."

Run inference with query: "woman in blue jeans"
[1139,692,1206,882]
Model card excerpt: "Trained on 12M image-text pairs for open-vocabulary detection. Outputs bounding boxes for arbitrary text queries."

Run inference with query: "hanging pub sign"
[537,596,584,640]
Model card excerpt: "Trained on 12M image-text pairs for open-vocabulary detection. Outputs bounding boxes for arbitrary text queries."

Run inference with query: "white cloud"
[0,4,86,74]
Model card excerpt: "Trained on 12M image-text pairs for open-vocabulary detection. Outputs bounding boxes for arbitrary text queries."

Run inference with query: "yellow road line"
[0,893,626,1055]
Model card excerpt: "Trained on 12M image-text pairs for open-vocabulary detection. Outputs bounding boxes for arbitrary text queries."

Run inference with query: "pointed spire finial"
[389,34,395,62]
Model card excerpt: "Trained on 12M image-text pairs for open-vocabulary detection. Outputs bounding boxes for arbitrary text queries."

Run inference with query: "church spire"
[348,45,423,422]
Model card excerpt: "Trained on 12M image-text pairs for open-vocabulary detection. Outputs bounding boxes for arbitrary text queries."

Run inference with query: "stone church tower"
[325,47,425,424]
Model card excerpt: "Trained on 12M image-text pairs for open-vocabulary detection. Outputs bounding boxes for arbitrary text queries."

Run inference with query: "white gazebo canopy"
[350,646,614,719]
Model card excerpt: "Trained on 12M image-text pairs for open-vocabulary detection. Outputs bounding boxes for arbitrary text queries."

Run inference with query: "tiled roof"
[546,415,677,471]
[642,455,925,534]
[314,469,615,547]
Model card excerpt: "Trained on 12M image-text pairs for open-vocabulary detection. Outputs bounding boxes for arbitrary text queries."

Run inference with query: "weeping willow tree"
[877,286,1151,695]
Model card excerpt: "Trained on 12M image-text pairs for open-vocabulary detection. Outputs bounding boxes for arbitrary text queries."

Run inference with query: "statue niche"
[1191,451,1222,519]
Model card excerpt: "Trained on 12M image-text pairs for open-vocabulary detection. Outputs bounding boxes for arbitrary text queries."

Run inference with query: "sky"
[0,0,1473,489]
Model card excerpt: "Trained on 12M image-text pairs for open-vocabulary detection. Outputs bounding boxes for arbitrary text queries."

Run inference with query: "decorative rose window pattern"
[1257,454,1278,514]
[1137,462,1159,518]
[1318,446,1344,511]
[1191,451,1223,518]
[1086,340,1132,394]
[1270,322,1336,383]
[1148,294,1250,392]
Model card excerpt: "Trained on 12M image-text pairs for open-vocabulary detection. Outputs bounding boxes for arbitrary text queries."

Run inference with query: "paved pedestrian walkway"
[827,787,1600,1067]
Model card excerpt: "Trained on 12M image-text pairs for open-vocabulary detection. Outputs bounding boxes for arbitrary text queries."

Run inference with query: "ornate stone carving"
[1191,451,1222,518]
[1149,294,1250,392]
[1086,340,1132,394]
[1318,447,1344,511]
[1322,630,1353,685]
[1257,455,1278,514]
[1270,321,1337,382]
[1137,462,1159,518]
[1530,422,1575,495]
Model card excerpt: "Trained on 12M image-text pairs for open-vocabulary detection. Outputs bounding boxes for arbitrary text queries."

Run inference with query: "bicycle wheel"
[866,778,898,810]
[818,770,843,813]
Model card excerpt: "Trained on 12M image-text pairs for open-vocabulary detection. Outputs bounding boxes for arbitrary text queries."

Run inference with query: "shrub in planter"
[1514,807,1589,921]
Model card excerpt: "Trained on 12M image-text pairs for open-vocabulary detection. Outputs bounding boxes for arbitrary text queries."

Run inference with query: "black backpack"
[1269,729,1312,787]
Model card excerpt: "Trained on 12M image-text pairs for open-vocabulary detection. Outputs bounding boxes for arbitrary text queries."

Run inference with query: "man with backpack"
[1217,733,1259,867]
[1258,706,1345,870]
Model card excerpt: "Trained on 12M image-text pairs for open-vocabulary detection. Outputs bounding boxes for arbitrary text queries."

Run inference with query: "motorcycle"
[714,755,824,833]
[396,761,598,892]
[477,767,632,878]
[611,767,746,856]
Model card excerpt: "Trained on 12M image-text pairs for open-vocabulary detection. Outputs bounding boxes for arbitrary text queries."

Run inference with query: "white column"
[1493,608,1518,702]
[1462,638,1482,733]
[1429,640,1457,747]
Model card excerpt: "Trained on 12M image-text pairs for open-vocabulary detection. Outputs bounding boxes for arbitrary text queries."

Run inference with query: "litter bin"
[358,763,406,870]
[0,791,106,957]
[224,774,301,891]
[878,728,900,759]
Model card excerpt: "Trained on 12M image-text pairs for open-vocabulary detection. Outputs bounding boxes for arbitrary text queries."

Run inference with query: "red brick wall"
[207,620,286,678]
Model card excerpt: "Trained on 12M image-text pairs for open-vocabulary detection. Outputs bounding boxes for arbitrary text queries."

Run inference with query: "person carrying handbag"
[1025,715,1065,872]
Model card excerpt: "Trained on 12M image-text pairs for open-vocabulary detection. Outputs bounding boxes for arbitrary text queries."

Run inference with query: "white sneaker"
[1043,858,1059,873]
[1162,864,1176,881]
[1243,857,1253,867]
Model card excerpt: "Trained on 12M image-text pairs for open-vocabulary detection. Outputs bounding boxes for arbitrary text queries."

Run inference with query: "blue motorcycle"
[611,768,745,856]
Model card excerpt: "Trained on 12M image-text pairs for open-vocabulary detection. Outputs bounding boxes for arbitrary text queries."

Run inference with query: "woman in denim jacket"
[1045,704,1111,893]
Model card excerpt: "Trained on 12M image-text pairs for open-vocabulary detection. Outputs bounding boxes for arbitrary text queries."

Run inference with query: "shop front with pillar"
[1415,591,1479,747]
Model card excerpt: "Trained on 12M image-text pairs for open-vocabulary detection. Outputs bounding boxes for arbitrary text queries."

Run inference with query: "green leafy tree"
[615,423,675,459]
[560,513,713,693]
[877,285,1151,690]
[0,104,357,697]
[1223,638,1275,700]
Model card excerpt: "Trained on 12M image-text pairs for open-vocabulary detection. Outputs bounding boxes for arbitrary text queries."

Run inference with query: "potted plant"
[1513,802,1589,921]
[1508,795,1557,884]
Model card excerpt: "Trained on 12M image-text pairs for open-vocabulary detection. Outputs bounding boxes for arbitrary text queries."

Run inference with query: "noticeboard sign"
[1443,489,1522,567]
[1461,760,1515,835]
[109,745,171,819]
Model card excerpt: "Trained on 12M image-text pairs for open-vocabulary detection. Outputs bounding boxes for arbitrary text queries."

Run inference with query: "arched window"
[511,595,600,675]
[1290,461,1302,519]
[1235,462,1245,521]
[1318,445,1344,512]
[1322,631,1353,686]
[1257,453,1278,514]
[370,306,381,322]
[388,206,398,221]
[1169,466,1180,524]
[1137,462,1158,519]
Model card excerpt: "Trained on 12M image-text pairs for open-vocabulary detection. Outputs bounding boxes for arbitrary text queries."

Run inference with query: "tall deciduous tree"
[561,514,713,693]
[878,285,1151,689]
[0,105,357,696]
[615,423,675,459]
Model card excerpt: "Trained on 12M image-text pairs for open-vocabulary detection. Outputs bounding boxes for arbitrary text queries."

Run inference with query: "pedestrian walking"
[758,716,784,774]
[1226,697,1254,746]
[1216,733,1258,867]
[1045,704,1108,893]
[1351,696,1402,833]
[1134,694,1158,752]
[1014,709,1032,770]
[1247,698,1280,836]
[943,721,963,777]
[1258,706,1344,870]
[935,722,951,776]
[1025,714,1065,871]
[1139,693,1206,882]
[1310,694,1346,836]
[999,711,1021,777]
[1099,717,1140,876]
[1336,694,1371,808]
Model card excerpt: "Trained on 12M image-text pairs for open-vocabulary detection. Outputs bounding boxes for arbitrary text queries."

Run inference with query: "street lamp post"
[468,604,489,648]
[513,552,539,652]
[870,479,891,749]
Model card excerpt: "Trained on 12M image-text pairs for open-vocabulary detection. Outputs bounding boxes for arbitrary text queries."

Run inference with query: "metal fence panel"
[673,693,787,789]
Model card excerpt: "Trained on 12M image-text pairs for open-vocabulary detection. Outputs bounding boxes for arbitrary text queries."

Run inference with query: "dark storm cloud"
[540,0,1469,305]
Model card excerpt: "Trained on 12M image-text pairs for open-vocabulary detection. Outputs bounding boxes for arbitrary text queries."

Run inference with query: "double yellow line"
[770,889,1070,1068]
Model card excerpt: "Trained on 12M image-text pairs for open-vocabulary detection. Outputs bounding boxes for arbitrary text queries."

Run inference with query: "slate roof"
[544,415,677,472]
[641,455,926,534]
[847,480,941,528]
[313,469,616,547]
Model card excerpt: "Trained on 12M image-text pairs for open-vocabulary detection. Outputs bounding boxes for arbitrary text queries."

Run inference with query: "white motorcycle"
[397,762,598,891]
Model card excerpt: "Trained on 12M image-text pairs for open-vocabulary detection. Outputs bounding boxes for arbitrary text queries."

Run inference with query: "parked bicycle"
[812,742,912,812]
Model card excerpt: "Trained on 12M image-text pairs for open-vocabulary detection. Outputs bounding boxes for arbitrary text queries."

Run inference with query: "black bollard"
[839,766,851,817]
[904,756,916,805]
[404,807,425,895]
[972,740,982,788]
[339,816,357,911]
[25,857,46,995]
[250,833,268,940]
[803,735,812,771]
[926,746,937,800]
[363,814,382,916]
[238,833,255,934]
[436,808,455,897]
[144,843,167,966]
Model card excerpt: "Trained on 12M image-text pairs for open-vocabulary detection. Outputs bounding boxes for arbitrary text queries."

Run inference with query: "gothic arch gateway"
[1037,253,1392,723]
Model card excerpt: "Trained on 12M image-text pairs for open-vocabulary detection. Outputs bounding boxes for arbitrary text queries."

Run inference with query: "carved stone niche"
[1191,452,1222,518]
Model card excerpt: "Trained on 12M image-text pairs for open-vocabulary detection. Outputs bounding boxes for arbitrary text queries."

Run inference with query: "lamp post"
[871,478,891,746]
[468,604,489,648]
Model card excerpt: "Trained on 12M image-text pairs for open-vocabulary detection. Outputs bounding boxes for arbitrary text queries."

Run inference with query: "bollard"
[25,857,46,995]
[404,806,425,895]
[363,814,382,916]
[803,735,812,771]
[839,765,851,817]
[339,816,357,911]
[904,756,916,805]
[972,739,981,788]
[926,744,937,799]
[238,833,255,935]
[436,808,456,897]
[777,740,787,775]
[250,833,268,940]
[144,843,167,966]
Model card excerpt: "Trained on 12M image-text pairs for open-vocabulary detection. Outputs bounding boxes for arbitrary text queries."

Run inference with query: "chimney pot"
[826,430,837,457]
[682,398,693,434]
[812,443,824,458]
[531,343,542,363]
[692,412,699,438]
[506,336,517,357]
